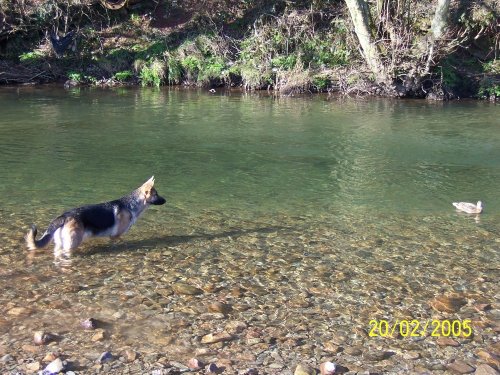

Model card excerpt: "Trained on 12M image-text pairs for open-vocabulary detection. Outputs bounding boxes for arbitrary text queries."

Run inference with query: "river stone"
[43,352,59,362]
[207,302,232,314]
[475,364,500,375]
[7,307,30,316]
[26,361,40,371]
[225,320,247,334]
[123,349,137,362]
[344,346,363,356]
[320,361,336,375]
[91,330,105,342]
[363,350,393,362]
[474,303,492,312]
[269,362,284,369]
[238,368,258,375]
[477,350,500,368]
[436,337,460,347]
[447,360,475,374]
[248,337,264,345]
[81,318,97,330]
[43,358,64,373]
[323,342,341,353]
[98,351,113,363]
[430,294,467,313]
[34,331,54,345]
[172,283,203,295]
[1,354,13,363]
[294,363,316,375]
[187,357,203,369]
[201,331,233,344]
[22,344,41,354]
[206,363,219,373]
[402,351,421,360]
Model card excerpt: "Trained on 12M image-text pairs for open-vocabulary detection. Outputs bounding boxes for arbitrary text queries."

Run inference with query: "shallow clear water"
[0,87,498,373]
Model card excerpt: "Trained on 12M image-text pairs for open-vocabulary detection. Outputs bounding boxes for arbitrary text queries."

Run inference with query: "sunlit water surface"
[0,87,498,373]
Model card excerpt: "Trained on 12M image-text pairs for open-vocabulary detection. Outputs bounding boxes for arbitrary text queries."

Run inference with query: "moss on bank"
[0,0,498,99]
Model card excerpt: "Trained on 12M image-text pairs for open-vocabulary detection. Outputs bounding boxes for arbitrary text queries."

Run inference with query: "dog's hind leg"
[53,228,64,258]
[54,218,84,257]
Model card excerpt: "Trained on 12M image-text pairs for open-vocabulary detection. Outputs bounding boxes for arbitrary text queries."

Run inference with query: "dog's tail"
[26,216,66,250]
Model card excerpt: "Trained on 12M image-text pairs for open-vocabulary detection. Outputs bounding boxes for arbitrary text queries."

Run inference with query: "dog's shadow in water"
[81,225,291,257]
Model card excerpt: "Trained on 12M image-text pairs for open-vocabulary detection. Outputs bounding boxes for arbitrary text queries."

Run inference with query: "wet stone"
[123,350,137,363]
[207,301,232,314]
[187,357,203,369]
[474,364,500,375]
[42,352,59,362]
[25,361,41,371]
[91,330,105,342]
[320,361,336,375]
[344,346,363,356]
[172,283,203,296]
[98,351,113,363]
[206,363,219,373]
[474,304,492,312]
[363,350,394,362]
[430,294,467,313]
[81,318,98,330]
[7,307,30,316]
[22,344,41,354]
[225,320,247,334]
[476,350,500,368]
[43,358,65,374]
[1,354,14,363]
[447,360,475,374]
[402,350,421,360]
[294,363,316,375]
[201,331,233,344]
[436,337,460,347]
[323,342,342,353]
[239,368,258,375]
[269,362,284,369]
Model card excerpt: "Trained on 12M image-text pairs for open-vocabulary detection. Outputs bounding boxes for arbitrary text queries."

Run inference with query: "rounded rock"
[320,361,336,375]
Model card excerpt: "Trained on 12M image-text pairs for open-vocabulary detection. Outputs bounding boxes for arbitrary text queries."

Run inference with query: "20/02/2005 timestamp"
[368,319,473,338]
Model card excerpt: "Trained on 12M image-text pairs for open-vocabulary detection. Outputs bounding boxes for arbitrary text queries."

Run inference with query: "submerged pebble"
[294,363,316,375]
[80,318,97,330]
[320,361,336,375]
[188,357,203,369]
[206,362,219,373]
[33,331,53,345]
[98,351,113,363]
[42,358,64,374]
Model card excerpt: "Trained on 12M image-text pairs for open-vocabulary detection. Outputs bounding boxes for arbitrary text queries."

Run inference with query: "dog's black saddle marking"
[73,204,116,235]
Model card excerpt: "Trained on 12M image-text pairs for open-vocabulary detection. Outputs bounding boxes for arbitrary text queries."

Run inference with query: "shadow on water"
[80,225,293,257]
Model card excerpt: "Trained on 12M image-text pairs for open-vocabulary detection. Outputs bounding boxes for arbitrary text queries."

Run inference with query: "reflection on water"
[0,87,498,373]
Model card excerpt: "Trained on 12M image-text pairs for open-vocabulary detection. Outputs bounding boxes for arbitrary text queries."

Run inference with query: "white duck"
[452,201,483,214]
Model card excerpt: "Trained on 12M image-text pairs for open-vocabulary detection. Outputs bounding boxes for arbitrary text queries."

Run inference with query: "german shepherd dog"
[26,176,166,256]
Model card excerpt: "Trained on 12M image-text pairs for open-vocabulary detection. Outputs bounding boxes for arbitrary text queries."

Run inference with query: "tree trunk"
[344,0,387,83]
[425,0,450,74]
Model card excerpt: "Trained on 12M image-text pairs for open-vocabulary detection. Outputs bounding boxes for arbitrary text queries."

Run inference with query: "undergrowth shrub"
[139,59,165,87]
[237,9,351,91]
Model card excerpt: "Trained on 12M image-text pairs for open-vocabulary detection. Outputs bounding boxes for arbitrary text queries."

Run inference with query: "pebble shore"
[0,210,498,374]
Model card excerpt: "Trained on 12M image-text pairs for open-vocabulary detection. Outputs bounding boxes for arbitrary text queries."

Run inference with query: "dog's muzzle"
[151,195,166,205]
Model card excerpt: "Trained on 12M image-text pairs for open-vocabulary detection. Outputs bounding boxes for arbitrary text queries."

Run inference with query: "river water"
[0,87,498,374]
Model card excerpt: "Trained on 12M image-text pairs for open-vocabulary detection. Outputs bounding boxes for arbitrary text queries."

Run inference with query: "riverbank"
[1,1,498,100]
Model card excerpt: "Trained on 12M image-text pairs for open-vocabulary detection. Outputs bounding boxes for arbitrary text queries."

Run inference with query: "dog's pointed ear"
[140,176,155,191]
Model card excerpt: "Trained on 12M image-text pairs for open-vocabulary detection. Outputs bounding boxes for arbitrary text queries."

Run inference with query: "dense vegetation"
[0,0,498,99]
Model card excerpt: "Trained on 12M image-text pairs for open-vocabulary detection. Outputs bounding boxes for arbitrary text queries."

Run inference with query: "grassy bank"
[0,0,498,99]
